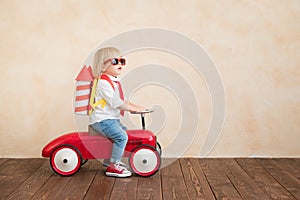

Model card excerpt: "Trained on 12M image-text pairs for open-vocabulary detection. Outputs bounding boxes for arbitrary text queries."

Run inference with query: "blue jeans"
[91,119,128,163]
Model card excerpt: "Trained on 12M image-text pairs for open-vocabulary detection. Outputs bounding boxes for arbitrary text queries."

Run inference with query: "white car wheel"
[50,145,81,176]
[129,145,161,177]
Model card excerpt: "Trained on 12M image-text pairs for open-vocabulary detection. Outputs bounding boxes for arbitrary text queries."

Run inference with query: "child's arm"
[118,101,145,113]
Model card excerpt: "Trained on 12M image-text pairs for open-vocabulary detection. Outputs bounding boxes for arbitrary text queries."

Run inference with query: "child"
[90,47,144,178]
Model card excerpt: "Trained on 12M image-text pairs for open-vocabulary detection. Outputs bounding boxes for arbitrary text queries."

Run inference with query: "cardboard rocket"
[74,65,94,115]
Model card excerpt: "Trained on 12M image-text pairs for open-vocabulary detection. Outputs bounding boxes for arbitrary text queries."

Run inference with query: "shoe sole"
[106,172,132,178]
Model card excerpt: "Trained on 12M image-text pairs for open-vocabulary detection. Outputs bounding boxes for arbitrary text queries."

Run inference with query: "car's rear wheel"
[50,145,82,176]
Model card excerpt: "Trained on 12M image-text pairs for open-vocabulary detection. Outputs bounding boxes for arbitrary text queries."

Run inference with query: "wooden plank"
[32,160,102,200]
[256,158,300,199]
[31,174,72,199]
[0,158,45,199]
[32,160,98,200]
[54,161,97,199]
[0,176,19,198]
[136,171,162,200]
[236,158,296,200]
[2,158,299,199]
[6,161,52,200]
[84,171,115,200]
[273,158,300,180]
[160,159,189,200]
[59,172,96,199]
[0,158,44,176]
[0,158,9,166]
[179,158,215,200]
[218,158,272,200]
[109,175,139,199]
[199,158,242,200]
[0,158,10,182]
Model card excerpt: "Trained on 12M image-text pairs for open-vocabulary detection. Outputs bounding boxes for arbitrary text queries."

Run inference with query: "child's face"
[104,57,126,77]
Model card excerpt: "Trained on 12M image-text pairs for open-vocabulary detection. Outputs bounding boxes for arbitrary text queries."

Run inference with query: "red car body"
[42,130,157,159]
[42,111,161,177]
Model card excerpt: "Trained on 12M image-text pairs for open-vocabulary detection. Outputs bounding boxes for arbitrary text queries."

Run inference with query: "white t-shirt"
[89,75,124,125]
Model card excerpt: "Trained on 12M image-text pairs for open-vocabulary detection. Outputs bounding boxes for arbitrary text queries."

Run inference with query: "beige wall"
[0,0,299,157]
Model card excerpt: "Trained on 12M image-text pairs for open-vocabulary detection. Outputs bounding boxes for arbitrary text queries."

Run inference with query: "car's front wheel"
[50,145,82,176]
[129,145,161,177]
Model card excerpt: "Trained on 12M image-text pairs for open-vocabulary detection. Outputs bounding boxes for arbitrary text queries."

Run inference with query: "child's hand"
[134,105,145,112]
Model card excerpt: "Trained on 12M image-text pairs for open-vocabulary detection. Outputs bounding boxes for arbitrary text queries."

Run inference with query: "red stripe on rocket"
[74,65,94,115]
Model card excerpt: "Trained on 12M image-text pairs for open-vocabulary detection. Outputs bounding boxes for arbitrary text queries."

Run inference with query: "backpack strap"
[88,74,116,115]
[88,78,99,115]
[100,74,115,90]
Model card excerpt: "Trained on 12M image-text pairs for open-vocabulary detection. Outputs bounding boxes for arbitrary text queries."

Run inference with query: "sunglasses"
[104,58,126,66]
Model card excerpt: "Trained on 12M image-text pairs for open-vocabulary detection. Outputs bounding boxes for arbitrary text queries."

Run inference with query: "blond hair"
[92,47,120,78]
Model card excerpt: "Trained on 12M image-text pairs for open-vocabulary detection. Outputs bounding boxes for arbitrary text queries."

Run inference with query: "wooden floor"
[0,158,299,200]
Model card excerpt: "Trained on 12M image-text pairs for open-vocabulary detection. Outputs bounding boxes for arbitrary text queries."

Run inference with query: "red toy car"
[42,110,161,177]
